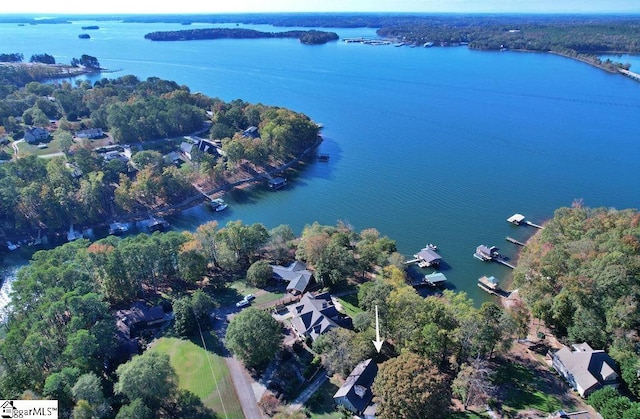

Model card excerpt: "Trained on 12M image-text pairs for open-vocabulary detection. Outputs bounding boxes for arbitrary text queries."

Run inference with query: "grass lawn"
[16,140,62,157]
[305,377,342,419]
[211,280,286,308]
[337,293,362,318]
[493,361,565,415]
[150,333,244,418]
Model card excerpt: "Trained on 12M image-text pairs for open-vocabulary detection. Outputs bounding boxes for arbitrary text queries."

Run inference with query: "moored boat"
[209,198,228,212]
[109,222,129,235]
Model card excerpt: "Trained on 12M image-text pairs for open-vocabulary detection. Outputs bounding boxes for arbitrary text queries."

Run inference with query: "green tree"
[116,399,153,419]
[173,297,197,337]
[53,130,74,154]
[246,260,273,287]
[225,308,282,368]
[114,352,178,410]
[373,352,451,419]
[71,373,108,418]
[191,290,215,324]
[313,328,375,377]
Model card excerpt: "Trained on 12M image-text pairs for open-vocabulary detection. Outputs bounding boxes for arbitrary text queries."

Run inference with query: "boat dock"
[494,256,515,269]
[477,275,512,298]
[474,244,515,269]
[507,213,543,229]
[506,236,526,246]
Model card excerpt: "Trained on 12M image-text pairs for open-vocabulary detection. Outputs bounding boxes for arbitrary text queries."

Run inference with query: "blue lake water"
[1,20,639,304]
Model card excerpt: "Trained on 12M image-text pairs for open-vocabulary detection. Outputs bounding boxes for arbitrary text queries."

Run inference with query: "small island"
[81,25,100,30]
[78,33,90,39]
[144,27,339,45]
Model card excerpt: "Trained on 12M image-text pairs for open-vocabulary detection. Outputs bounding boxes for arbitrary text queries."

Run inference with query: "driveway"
[211,305,265,419]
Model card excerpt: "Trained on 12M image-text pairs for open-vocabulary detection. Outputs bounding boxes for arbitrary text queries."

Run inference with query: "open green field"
[150,333,244,418]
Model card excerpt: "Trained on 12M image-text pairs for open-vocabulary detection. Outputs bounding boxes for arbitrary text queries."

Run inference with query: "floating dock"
[474,245,515,269]
[506,236,525,246]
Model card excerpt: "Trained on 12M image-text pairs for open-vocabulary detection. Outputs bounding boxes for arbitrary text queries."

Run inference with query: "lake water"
[1,19,639,306]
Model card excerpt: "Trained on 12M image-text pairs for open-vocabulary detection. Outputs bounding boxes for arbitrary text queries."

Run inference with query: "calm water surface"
[1,20,639,305]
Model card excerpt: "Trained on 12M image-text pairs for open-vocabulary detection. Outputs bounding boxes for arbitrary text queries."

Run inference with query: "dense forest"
[514,205,640,400]
[0,74,320,239]
[144,28,339,45]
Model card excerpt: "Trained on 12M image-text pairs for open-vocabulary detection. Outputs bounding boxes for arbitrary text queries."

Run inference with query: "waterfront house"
[550,342,619,397]
[333,358,378,417]
[289,292,347,341]
[24,127,50,144]
[243,126,259,138]
[271,260,313,294]
[75,128,104,139]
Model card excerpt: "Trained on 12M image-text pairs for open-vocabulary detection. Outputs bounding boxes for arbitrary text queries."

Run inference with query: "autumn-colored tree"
[373,352,451,418]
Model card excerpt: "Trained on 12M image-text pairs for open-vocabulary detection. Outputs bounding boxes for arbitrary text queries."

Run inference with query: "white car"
[236,298,250,308]
[244,294,256,301]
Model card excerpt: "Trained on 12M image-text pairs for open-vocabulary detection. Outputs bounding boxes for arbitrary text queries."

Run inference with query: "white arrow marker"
[372,305,383,353]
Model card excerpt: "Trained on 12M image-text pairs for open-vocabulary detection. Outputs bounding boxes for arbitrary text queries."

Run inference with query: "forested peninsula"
[0,73,320,243]
[144,28,339,45]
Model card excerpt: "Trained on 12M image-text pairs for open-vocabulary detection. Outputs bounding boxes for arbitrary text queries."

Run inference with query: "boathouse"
[415,247,442,267]
[477,275,500,293]
[507,214,525,225]
[475,245,499,261]
[424,272,447,287]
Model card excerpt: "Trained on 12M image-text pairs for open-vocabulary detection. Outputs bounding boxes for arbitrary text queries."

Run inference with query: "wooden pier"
[494,256,515,269]
[506,236,525,246]
[478,275,512,298]
[525,220,543,229]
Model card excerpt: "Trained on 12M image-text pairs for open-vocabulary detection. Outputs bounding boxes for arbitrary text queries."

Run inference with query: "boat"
[81,25,99,30]
[426,243,438,251]
[78,33,90,39]
[209,198,228,212]
[317,154,330,162]
[108,222,129,235]
[147,217,170,233]
[268,177,287,190]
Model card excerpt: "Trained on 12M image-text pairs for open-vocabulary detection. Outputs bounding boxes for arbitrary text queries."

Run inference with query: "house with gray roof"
[271,260,313,294]
[333,358,378,417]
[289,292,344,341]
[550,342,619,397]
[24,127,50,144]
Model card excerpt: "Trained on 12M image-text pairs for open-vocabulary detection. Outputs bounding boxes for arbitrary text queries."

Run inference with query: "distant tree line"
[144,27,338,45]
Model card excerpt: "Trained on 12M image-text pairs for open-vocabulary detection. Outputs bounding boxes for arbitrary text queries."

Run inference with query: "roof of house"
[554,342,618,393]
[272,261,313,293]
[333,358,378,413]
[180,142,194,155]
[290,292,339,341]
[417,248,441,263]
[116,301,164,327]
